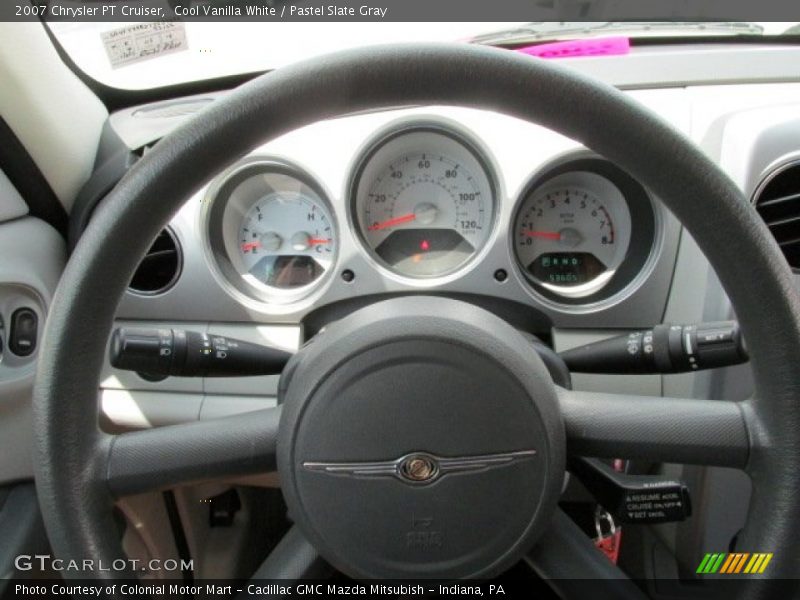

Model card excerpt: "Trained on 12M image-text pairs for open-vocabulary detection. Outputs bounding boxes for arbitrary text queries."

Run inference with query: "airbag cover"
[278,297,564,579]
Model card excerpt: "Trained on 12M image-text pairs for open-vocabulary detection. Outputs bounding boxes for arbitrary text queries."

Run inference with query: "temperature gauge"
[204,160,338,305]
[238,191,335,289]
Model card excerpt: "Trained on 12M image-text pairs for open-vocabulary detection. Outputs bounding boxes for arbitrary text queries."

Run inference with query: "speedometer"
[351,126,496,279]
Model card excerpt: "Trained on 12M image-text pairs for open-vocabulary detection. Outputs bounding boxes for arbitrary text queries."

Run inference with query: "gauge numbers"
[204,160,338,306]
[238,191,335,290]
[353,128,495,279]
[514,171,632,298]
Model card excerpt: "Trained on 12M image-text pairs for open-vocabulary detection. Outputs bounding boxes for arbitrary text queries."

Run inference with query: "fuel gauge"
[238,190,335,289]
[204,159,338,306]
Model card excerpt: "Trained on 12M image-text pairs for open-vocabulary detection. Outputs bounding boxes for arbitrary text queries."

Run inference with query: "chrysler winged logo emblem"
[303,450,536,485]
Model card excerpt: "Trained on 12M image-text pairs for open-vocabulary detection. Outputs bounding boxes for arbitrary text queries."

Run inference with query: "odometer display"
[529,252,608,286]
[352,127,496,279]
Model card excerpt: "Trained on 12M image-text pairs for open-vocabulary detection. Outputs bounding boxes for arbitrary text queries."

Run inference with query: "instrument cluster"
[201,120,660,312]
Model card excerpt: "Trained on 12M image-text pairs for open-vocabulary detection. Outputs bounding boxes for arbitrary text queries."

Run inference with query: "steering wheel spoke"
[526,509,648,598]
[557,387,750,468]
[103,406,281,497]
[248,526,330,582]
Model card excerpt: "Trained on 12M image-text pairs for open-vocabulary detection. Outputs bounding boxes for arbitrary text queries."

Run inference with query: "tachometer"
[204,159,338,306]
[351,126,496,279]
[513,170,632,298]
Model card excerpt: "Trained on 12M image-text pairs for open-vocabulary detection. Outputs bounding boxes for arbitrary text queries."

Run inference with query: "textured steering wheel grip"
[33,43,800,590]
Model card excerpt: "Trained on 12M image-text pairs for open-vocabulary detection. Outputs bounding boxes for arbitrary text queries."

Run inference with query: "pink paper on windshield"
[517,36,630,59]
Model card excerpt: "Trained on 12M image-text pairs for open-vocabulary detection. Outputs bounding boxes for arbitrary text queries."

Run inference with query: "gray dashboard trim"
[0,216,66,485]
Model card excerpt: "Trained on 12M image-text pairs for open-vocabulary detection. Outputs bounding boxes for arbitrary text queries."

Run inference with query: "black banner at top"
[4,0,800,22]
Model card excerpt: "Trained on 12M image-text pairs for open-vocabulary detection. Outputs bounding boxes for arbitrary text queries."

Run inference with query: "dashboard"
[97,76,800,435]
[117,104,687,331]
[200,120,662,313]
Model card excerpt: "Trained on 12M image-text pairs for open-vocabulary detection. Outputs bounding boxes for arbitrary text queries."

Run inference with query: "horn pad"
[278,297,565,579]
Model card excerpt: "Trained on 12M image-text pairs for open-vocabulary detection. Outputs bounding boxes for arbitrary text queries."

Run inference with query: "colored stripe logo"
[696,553,773,574]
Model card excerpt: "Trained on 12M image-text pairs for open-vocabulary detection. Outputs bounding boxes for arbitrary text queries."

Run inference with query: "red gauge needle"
[523,230,562,241]
[308,238,332,245]
[368,213,416,231]
[241,241,261,251]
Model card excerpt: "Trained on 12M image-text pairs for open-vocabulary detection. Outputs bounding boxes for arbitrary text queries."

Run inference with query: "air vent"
[129,228,182,295]
[132,98,213,119]
[754,161,800,269]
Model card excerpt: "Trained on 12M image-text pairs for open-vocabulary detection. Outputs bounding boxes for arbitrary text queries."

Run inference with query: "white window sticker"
[102,22,188,69]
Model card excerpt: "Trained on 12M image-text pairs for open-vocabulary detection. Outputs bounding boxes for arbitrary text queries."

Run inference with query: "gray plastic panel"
[0,170,28,223]
[0,217,65,485]
[199,395,276,420]
[101,389,203,429]
[101,389,277,430]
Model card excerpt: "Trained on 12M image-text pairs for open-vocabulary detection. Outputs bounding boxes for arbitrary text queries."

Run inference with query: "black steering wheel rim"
[33,43,800,593]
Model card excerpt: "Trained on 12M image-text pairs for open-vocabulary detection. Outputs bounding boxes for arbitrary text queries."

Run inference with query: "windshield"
[49,21,799,91]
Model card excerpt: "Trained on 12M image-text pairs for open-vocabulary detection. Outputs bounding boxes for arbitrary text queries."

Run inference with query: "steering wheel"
[33,44,800,597]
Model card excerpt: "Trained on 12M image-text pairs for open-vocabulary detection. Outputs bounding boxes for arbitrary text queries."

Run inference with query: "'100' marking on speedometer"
[354,136,495,278]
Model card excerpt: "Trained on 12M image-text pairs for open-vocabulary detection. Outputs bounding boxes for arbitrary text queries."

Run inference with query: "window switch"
[10,308,37,357]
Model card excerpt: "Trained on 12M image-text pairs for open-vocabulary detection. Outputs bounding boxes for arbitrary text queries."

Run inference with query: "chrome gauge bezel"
[510,155,663,310]
[347,121,500,285]
[201,157,339,309]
